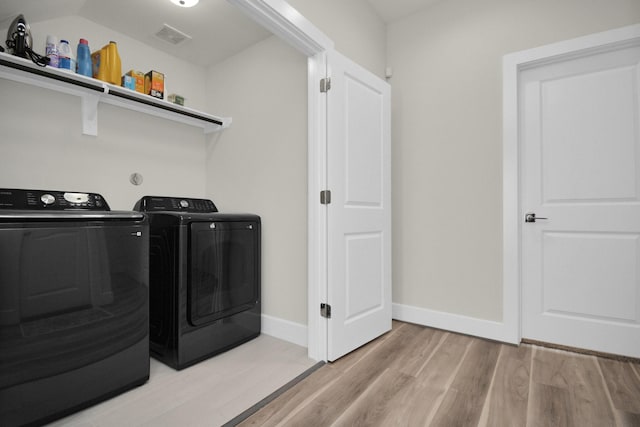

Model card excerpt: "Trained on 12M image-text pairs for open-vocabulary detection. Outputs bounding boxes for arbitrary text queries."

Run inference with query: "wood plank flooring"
[239,321,640,427]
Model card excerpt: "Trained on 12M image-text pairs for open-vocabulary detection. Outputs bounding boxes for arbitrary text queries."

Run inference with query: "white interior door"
[520,41,640,358]
[326,50,391,361]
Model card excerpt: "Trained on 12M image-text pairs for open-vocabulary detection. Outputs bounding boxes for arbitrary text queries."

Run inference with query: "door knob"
[525,213,548,223]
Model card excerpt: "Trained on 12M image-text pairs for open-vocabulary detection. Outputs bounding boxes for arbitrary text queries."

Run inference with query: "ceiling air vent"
[155,23,192,45]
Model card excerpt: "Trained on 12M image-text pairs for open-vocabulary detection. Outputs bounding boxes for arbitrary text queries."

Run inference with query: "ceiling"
[0,0,440,67]
[367,0,442,23]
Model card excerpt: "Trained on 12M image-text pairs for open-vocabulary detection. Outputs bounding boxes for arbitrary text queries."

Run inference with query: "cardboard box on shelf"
[144,70,164,99]
[125,70,145,93]
[168,94,185,106]
[122,74,136,90]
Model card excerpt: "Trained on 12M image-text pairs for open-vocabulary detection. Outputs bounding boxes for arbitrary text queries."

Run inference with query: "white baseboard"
[392,303,518,344]
[260,304,517,351]
[261,314,308,347]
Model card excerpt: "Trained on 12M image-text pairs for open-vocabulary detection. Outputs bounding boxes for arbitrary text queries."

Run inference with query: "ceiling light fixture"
[170,0,199,7]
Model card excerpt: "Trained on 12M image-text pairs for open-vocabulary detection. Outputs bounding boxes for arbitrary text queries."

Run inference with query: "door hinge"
[321,303,332,318]
[320,190,331,205]
[320,77,331,93]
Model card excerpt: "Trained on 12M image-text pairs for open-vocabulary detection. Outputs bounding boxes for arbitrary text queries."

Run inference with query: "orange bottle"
[91,41,122,85]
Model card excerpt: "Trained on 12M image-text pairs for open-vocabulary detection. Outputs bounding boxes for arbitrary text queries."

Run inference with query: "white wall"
[12,1,632,339]
[203,36,308,325]
[0,16,209,210]
[388,0,640,322]
[286,0,386,78]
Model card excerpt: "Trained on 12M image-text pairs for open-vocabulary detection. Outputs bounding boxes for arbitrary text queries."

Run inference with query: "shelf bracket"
[81,93,100,136]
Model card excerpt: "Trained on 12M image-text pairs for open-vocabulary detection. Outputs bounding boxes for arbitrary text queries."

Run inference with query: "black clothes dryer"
[134,196,261,370]
[0,188,149,427]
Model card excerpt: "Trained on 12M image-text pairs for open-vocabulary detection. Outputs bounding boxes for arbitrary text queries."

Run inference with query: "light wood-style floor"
[240,321,640,427]
[45,334,317,427]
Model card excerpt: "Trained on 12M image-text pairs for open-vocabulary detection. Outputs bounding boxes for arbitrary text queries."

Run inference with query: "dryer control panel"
[0,188,110,210]
[134,196,218,213]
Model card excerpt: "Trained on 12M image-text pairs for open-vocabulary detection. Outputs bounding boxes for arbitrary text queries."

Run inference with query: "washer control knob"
[179,200,189,209]
[41,194,55,206]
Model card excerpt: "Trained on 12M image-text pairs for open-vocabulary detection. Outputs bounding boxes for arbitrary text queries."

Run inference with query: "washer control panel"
[0,188,110,210]
[134,196,218,213]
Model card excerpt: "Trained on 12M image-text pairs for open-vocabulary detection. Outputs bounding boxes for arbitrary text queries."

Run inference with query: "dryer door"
[187,220,260,326]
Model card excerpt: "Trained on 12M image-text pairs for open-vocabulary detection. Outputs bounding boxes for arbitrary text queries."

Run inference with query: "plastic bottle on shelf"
[93,41,122,85]
[45,35,59,68]
[105,41,122,86]
[58,40,76,72]
[76,38,92,77]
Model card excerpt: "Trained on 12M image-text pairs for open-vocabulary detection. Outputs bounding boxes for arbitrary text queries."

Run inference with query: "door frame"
[228,0,334,360]
[502,23,640,346]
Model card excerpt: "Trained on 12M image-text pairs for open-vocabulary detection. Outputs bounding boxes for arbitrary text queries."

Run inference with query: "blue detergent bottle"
[76,38,92,77]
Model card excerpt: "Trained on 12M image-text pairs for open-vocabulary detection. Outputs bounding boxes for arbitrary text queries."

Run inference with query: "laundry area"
[1,0,639,425]
[0,0,314,424]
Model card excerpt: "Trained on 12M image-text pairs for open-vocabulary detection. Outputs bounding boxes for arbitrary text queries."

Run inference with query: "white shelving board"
[0,52,231,136]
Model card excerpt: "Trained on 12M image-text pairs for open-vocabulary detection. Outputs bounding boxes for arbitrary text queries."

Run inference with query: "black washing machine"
[0,188,149,427]
[134,196,260,370]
